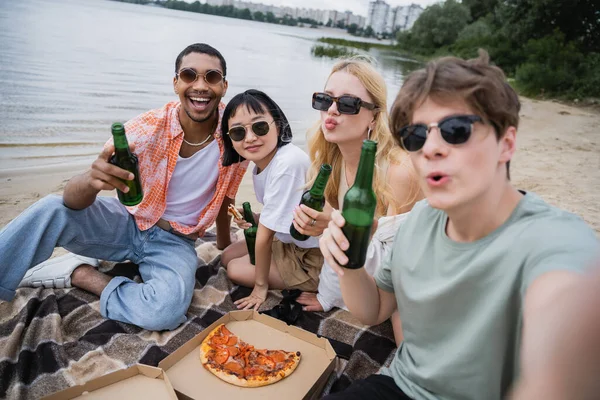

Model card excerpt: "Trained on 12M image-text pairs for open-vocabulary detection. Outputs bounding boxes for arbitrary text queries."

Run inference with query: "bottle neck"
[352,143,376,191]
[112,132,130,152]
[309,168,331,198]
[242,203,257,227]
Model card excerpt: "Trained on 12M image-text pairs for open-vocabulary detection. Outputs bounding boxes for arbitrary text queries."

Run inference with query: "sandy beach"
[1,97,599,235]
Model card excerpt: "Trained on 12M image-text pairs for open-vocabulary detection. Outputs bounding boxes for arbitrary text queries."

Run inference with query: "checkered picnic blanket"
[0,230,397,399]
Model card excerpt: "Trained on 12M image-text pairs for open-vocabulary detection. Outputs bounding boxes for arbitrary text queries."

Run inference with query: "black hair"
[175,43,227,77]
[221,90,293,167]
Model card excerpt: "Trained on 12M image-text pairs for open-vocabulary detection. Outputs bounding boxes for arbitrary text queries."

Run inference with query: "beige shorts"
[272,240,323,292]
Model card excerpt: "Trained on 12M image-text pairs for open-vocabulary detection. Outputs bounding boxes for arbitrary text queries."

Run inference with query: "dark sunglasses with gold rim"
[312,92,378,115]
[226,120,276,142]
[176,68,225,85]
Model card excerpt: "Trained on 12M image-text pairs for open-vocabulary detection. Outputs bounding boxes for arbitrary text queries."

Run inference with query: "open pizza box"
[158,310,337,400]
[42,364,178,400]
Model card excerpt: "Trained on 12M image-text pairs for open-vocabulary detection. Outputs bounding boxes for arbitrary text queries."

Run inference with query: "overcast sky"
[254,0,441,16]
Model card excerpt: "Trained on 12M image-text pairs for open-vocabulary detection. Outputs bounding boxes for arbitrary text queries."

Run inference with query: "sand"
[1,98,599,235]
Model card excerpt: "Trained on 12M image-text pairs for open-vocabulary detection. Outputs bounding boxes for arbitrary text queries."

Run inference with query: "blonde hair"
[307,56,414,217]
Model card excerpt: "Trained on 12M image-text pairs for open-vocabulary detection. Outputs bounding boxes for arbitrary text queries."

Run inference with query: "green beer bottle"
[290,163,332,241]
[341,140,377,269]
[109,122,143,206]
[242,202,258,265]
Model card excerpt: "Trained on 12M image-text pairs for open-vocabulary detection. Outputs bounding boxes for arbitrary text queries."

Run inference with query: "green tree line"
[396,0,599,98]
[111,0,322,27]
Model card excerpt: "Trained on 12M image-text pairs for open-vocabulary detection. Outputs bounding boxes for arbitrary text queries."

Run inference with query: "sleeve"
[226,160,250,199]
[373,205,426,293]
[521,216,600,295]
[374,249,395,293]
[363,213,409,277]
[104,112,148,152]
[258,168,306,234]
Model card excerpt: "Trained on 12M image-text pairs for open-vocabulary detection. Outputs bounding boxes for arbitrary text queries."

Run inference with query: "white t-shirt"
[252,143,320,249]
[162,140,219,227]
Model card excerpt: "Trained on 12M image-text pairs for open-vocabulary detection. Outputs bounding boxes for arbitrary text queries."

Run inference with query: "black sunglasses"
[398,115,482,152]
[227,120,275,142]
[176,68,224,85]
[312,92,377,115]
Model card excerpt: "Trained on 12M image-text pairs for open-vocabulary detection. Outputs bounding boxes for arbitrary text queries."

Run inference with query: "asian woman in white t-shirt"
[220,90,323,311]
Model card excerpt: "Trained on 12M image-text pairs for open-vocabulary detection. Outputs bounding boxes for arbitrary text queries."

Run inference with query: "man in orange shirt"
[0,43,247,331]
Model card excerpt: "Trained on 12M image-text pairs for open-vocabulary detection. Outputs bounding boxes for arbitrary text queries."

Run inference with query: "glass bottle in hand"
[341,140,377,269]
[109,122,143,206]
[290,163,332,241]
[242,202,258,265]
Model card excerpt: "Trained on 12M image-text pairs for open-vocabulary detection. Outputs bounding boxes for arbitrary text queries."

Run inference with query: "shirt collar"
[171,101,225,140]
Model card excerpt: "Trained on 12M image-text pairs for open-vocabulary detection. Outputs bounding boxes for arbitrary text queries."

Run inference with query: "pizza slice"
[227,204,244,220]
[199,324,301,388]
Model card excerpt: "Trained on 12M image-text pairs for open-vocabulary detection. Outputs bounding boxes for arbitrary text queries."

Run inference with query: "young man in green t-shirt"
[320,51,599,400]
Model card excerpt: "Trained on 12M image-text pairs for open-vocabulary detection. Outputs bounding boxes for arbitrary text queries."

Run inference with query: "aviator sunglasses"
[176,68,225,85]
[312,92,377,115]
[227,120,275,142]
[397,114,482,152]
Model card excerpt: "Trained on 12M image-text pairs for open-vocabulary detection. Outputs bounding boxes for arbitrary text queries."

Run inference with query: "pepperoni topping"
[227,336,238,346]
[244,366,266,377]
[270,351,287,363]
[211,335,230,346]
[213,348,229,364]
[224,361,244,377]
[256,355,276,369]
[221,325,233,336]
[227,346,239,357]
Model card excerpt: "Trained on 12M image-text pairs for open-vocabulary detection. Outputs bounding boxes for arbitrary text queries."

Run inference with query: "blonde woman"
[292,57,421,344]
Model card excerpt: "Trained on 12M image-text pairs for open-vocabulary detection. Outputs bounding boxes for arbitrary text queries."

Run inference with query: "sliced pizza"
[199,323,301,388]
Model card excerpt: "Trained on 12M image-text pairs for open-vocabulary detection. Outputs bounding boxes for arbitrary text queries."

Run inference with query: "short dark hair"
[221,90,293,167]
[390,50,520,179]
[175,43,227,77]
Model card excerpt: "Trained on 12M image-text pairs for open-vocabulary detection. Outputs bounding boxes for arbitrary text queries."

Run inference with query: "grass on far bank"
[311,44,357,58]
[315,37,429,62]
[317,37,393,51]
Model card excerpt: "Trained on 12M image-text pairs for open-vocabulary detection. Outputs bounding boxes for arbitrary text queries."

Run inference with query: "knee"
[221,241,248,268]
[35,195,66,214]
[226,260,243,283]
[226,262,237,281]
[139,299,188,331]
[136,284,191,331]
[221,244,236,267]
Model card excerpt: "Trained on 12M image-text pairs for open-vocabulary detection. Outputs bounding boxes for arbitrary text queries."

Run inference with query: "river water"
[0,0,420,172]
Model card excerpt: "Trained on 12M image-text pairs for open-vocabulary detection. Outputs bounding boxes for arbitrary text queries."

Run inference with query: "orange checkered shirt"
[105,101,248,236]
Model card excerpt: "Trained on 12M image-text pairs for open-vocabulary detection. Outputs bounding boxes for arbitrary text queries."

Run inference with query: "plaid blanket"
[0,230,397,399]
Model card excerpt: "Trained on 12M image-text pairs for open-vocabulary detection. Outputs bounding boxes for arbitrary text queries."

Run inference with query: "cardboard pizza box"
[158,310,336,400]
[42,364,178,400]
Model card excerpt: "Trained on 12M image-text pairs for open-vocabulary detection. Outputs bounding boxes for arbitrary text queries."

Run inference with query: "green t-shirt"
[375,192,599,400]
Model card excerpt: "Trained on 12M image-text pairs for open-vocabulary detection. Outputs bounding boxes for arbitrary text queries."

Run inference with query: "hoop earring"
[367,127,372,140]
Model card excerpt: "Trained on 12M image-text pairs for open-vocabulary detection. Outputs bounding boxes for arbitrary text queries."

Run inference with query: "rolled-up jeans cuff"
[99,276,132,318]
[0,285,16,302]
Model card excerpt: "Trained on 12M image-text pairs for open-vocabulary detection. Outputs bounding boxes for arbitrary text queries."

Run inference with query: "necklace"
[182,134,212,147]
[182,116,218,147]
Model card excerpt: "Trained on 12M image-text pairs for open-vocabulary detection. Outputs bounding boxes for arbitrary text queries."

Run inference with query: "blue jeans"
[0,195,199,331]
